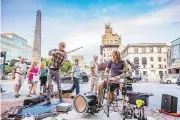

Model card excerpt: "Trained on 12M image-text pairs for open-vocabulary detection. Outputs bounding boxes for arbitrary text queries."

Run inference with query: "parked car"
[80,73,89,83]
[132,75,142,82]
[162,77,178,84]
[176,76,180,85]
[61,73,89,83]
[61,75,71,83]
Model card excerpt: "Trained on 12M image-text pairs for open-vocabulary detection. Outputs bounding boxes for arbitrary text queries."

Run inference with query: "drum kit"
[73,74,153,120]
[73,92,99,114]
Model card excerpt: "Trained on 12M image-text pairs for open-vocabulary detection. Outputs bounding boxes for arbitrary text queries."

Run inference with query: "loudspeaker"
[161,94,178,113]
[129,94,149,106]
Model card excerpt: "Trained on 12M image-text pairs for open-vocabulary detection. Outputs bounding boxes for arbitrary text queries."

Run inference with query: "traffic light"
[0,52,6,57]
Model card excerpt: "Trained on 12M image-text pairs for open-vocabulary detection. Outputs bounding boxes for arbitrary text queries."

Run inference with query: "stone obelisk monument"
[32,10,41,63]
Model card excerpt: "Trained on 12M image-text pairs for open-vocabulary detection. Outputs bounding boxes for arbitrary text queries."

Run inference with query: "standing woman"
[39,61,48,94]
[71,59,81,95]
[27,61,39,97]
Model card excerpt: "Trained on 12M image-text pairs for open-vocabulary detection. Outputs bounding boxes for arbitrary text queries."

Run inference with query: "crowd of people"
[13,58,49,98]
[12,41,134,109]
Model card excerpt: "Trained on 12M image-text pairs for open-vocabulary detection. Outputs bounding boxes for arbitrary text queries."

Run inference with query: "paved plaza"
[1,78,180,120]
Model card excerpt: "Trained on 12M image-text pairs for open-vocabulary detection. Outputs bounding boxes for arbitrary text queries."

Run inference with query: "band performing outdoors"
[2,1,180,119]
[5,41,155,120]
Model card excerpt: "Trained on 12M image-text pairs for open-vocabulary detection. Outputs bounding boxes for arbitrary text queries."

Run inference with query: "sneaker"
[17,94,20,97]
[98,103,102,108]
[15,95,19,98]
[46,99,51,104]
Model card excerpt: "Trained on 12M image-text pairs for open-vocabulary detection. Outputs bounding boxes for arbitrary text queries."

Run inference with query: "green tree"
[45,58,51,66]
[5,65,12,74]
[41,57,72,75]
[60,61,72,75]
[41,57,51,66]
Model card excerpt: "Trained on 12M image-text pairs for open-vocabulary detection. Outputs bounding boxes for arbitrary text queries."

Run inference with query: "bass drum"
[73,92,98,114]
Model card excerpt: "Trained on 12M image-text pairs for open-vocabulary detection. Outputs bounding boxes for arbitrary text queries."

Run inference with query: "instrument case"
[56,102,72,112]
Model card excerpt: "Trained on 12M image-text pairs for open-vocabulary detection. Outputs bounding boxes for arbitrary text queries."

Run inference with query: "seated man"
[98,50,125,106]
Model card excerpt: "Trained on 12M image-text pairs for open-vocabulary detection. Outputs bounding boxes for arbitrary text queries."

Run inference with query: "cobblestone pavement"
[1,79,180,120]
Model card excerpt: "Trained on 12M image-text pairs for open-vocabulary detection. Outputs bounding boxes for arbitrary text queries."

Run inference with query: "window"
[157,47,161,53]
[159,71,163,75]
[134,48,138,53]
[151,64,154,68]
[141,47,146,53]
[149,47,153,52]
[104,54,105,57]
[165,65,166,68]
[164,58,166,61]
[142,57,147,65]
[159,64,162,69]
[143,71,147,75]
[143,65,146,68]
[158,57,162,62]
[151,70,155,75]
[150,57,154,61]
[134,57,139,64]
[135,70,139,75]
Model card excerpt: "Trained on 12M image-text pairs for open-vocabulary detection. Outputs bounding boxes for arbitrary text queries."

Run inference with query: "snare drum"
[73,92,98,114]
[107,77,124,84]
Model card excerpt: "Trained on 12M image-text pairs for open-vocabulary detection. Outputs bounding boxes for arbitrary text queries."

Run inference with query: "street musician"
[47,42,67,103]
[98,50,125,107]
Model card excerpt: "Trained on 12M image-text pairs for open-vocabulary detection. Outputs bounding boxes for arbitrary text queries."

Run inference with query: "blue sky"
[1,0,180,62]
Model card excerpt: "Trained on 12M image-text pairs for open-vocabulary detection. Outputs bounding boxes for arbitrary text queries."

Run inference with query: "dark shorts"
[103,82,119,91]
[40,76,47,86]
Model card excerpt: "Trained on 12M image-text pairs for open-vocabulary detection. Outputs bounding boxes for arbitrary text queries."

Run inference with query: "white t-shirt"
[90,60,98,75]
[14,62,27,74]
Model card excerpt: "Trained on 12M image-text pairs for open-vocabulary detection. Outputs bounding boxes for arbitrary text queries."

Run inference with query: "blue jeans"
[71,77,80,95]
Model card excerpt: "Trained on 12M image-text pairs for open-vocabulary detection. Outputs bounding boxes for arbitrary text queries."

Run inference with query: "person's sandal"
[27,95,31,97]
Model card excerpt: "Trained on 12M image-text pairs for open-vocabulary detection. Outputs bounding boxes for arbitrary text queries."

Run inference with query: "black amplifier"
[161,94,178,113]
[128,92,153,106]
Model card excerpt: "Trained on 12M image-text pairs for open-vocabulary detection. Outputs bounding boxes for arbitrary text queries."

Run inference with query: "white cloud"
[2,1,180,63]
